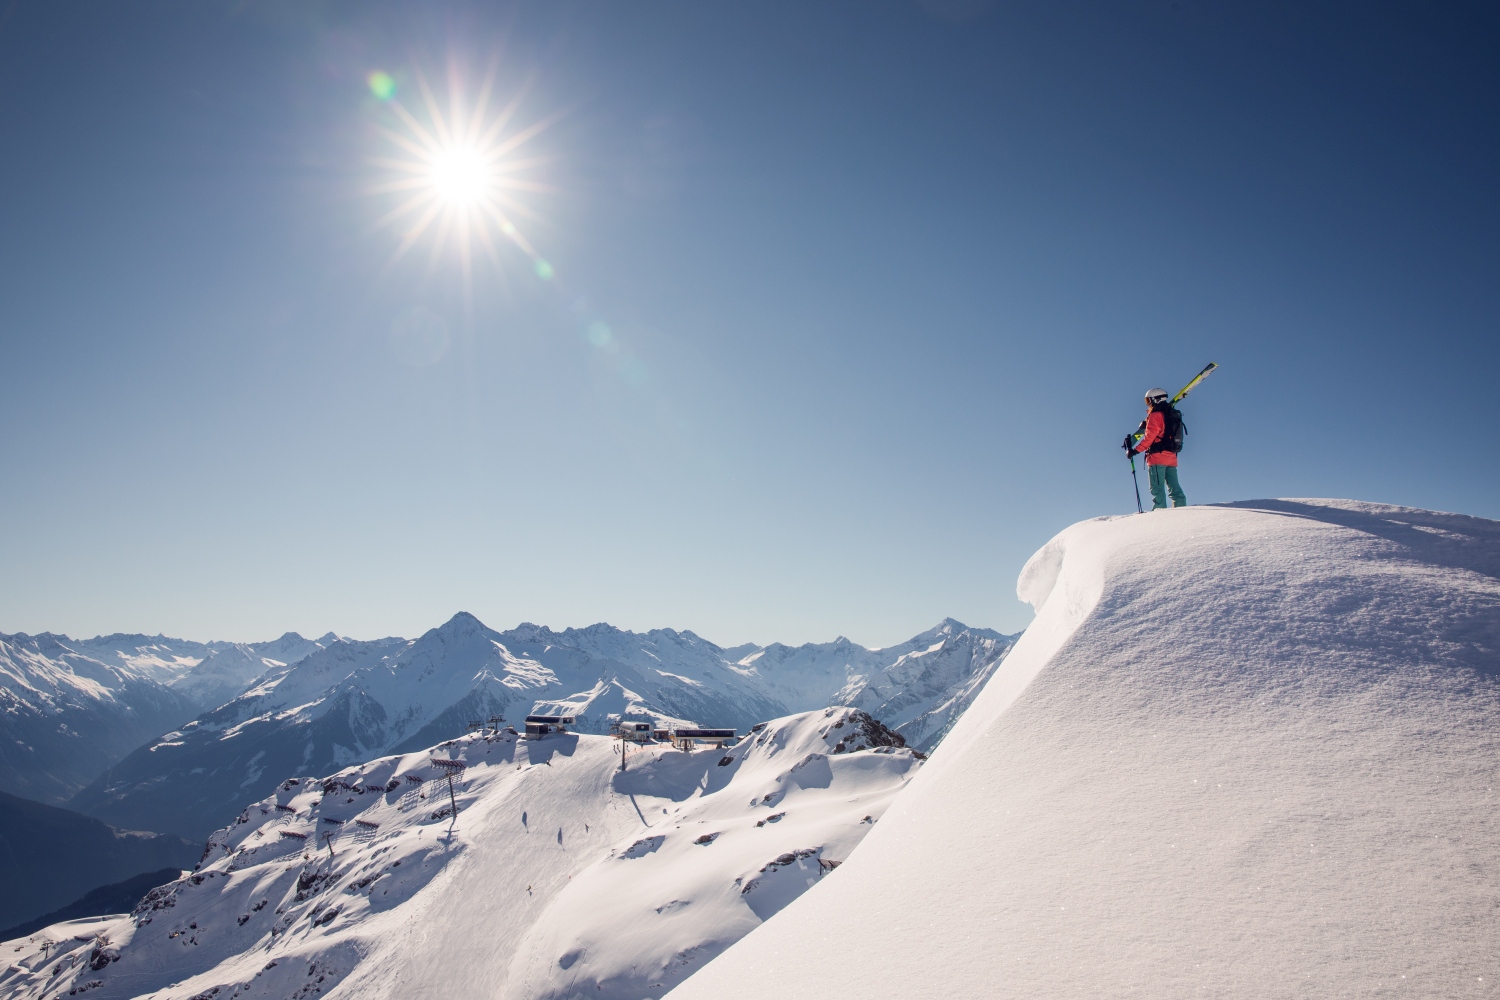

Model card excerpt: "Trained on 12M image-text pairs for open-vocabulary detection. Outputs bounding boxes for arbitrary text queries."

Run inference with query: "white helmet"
[1145,387,1169,403]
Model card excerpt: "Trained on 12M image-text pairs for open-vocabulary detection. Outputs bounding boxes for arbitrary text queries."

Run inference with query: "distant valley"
[0,790,198,933]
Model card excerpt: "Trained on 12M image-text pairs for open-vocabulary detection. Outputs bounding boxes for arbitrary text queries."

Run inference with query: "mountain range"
[67,615,1015,839]
[0,631,333,803]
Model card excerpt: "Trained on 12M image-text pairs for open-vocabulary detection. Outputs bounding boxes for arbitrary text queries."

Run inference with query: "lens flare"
[367,71,396,101]
[366,61,559,291]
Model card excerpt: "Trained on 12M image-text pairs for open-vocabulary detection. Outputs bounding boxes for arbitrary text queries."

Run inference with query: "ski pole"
[1123,435,1143,513]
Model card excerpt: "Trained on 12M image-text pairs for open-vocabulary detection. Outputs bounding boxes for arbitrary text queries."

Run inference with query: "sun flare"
[430,145,489,205]
[366,64,558,285]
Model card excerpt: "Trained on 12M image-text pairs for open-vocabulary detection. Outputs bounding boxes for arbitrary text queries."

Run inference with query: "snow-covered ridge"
[667,500,1500,999]
[0,709,920,1000]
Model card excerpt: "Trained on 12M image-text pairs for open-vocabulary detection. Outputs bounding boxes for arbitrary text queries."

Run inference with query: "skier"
[1131,388,1186,509]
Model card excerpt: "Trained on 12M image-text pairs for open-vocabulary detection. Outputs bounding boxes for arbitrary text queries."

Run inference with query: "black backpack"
[1145,403,1186,454]
[1163,404,1186,453]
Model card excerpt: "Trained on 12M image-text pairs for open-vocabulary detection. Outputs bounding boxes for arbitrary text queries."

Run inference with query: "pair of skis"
[1124,362,1218,513]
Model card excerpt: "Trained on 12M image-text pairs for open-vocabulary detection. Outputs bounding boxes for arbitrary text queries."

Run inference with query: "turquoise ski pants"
[1148,464,1186,509]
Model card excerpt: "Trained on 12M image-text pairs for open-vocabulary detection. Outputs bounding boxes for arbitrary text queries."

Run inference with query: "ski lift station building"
[524,715,574,738]
[671,728,737,750]
[616,721,655,743]
[609,722,738,748]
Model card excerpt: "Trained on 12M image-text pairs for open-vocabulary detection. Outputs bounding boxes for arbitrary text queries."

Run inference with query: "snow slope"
[0,709,919,1000]
[666,500,1500,999]
[70,615,1009,839]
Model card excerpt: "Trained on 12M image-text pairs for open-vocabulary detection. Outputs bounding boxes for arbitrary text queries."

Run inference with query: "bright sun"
[430,145,489,206]
[366,65,557,282]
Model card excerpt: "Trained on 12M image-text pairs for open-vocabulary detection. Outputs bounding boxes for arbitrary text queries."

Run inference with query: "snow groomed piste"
[667,500,1500,998]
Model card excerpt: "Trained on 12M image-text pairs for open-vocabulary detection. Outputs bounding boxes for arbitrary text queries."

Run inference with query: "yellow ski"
[1171,362,1218,405]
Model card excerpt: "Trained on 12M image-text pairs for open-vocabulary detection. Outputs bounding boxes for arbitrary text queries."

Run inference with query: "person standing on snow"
[1131,388,1186,509]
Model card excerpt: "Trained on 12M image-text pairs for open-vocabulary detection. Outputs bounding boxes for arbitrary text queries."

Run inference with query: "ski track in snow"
[666,499,1500,999]
[0,710,917,1000]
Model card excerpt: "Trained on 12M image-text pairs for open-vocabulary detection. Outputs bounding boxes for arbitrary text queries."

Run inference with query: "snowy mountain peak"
[22,632,70,653]
[506,621,555,644]
[907,616,998,643]
[430,611,488,637]
[90,631,171,643]
[571,621,626,638]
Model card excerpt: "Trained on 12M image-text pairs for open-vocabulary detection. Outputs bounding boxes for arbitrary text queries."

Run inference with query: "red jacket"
[1135,410,1178,467]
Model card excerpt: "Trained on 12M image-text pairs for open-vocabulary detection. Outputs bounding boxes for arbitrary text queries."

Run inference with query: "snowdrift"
[667,500,1500,998]
[0,709,919,1000]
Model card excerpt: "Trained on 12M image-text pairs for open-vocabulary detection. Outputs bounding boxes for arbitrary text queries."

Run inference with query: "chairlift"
[429,758,467,819]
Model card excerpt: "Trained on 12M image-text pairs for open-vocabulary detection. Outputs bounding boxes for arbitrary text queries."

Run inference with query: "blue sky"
[1,1,1496,647]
